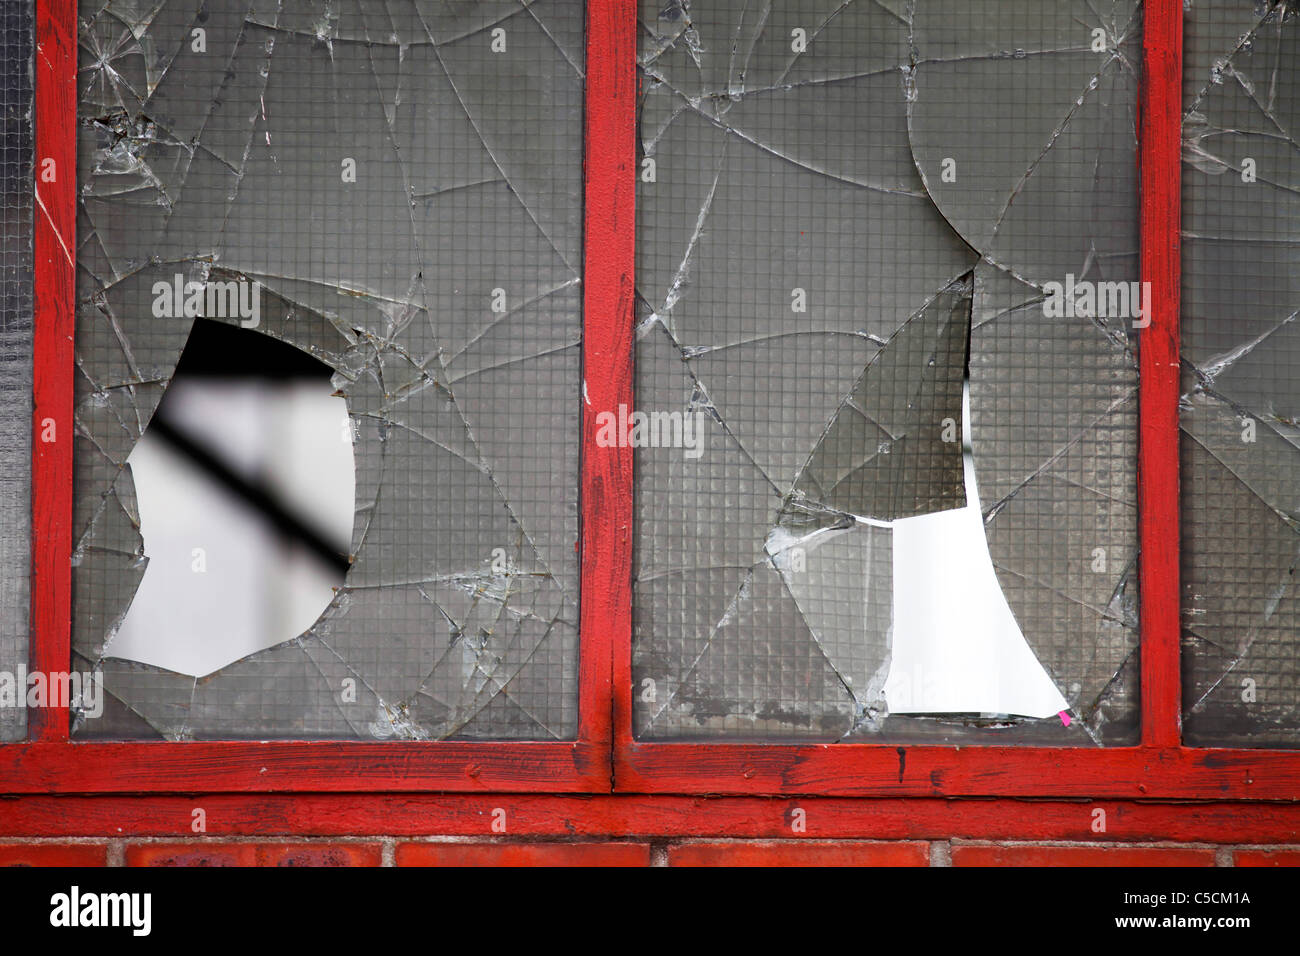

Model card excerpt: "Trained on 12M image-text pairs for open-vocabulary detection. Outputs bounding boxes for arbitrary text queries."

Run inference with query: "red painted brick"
[126,844,258,867]
[256,844,381,867]
[1233,849,1300,867]
[0,843,107,866]
[667,841,928,867]
[396,842,650,867]
[951,844,1215,867]
[126,843,381,866]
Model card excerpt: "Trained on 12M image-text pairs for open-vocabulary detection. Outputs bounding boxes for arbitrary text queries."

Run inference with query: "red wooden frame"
[5,794,1300,841]
[6,0,1300,806]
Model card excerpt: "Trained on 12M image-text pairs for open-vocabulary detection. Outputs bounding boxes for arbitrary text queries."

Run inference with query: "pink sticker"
[1058,711,1071,727]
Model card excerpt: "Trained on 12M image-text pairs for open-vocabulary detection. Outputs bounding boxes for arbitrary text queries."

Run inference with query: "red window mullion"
[580,0,636,761]
[30,0,76,744]
[1137,0,1184,750]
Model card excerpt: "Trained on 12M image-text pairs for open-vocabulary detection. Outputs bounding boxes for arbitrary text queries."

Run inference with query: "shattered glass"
[1181,0,1300,747]
[72,0,584,740]
[632,0,1141,743]
[0,1,32,742]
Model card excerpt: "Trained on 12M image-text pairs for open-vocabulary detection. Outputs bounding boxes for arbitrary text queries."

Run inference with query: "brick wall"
[1,839,1296,867]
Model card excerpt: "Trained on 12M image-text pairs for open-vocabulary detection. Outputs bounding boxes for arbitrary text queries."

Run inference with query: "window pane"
[0,0,32,742]
[71,0,583,740]
[632,0,1141,743]
[1181,0,1300,747]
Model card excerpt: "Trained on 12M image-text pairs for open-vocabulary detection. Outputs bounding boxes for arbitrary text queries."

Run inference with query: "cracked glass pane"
[72,0,583,740]
[632,0,1140,743]
[1181,0,1300,747]
[0,0,32,743]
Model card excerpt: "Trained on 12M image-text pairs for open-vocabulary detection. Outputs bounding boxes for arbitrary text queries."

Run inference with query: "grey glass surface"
[632,0,1140,744]
[1181,0,1300,747]
[73,0,583,740]
[0,0,32,742]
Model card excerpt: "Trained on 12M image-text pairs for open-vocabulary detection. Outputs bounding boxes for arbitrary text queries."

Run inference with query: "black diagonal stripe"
[145,410,352,576]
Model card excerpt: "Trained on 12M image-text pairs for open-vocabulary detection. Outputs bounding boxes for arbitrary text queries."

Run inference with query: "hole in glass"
[885,380,1068,719]
[105,319,355,677]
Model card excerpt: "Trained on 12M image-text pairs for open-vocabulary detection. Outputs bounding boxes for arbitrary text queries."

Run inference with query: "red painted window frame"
[8,0,1300,801]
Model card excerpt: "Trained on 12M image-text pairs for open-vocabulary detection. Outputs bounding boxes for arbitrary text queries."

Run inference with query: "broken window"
[631,0,1141,743]
[11,0,1300,789]
[1181,0,1300,747]
[71,0,584,740]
